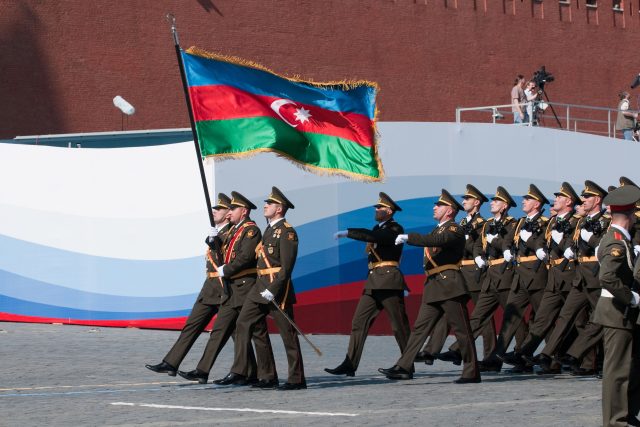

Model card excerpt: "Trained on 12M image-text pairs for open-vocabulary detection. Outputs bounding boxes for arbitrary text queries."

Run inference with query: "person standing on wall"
[615,91,637,141]
[511,75,527,124]
[325,192,410,377]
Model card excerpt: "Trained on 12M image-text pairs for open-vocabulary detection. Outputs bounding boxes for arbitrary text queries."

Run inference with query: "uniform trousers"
[194,303,273,379]
[397,295,479,379]
[601,327,640,427]
[233,299,305,384]
[345,289,410,370]
[518,288,569,356]
[164,299,218,369]
[493,284,544,356]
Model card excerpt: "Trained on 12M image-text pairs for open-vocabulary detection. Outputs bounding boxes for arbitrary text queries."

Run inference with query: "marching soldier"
[593,185,640,427]
[325,192,410,377]
[534,181,609,374]
[491,184,549,368]
[226,187,306,390]
[379,189,480,383]
[437,186,526,371]
[503,183,581,371]
[420,184,495,365]
[145,193,233,377]
[178,191,274,385]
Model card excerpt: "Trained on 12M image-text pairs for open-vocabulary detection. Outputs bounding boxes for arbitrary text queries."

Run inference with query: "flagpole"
[167,13,215,227]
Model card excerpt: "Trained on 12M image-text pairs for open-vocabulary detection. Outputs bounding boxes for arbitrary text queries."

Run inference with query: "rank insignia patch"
[448,225,457,232]
[247,230,255,237]
[611,248,622,257]
[287,232,295,240]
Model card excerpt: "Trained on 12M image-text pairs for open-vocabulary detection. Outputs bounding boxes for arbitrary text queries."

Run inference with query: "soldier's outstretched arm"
[406,226,463,248]
[348,223,404,245]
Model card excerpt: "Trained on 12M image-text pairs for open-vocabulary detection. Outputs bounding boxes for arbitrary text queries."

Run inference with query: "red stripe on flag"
[189,85,375,148]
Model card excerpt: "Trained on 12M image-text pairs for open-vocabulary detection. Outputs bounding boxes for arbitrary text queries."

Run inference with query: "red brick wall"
[2,0,639,138]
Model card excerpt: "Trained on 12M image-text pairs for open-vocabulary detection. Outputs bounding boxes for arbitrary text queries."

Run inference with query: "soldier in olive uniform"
[145,193,233,376]
[379,189,480,383]
[228,187,306,391]
[437,186,526,372]
[534,181,609,374]
[503,183,581,371]
[179,192,274,385]
[325,192,410,377]
[593,185,640,427]
[420,184,495,365]
[491,184,549,367]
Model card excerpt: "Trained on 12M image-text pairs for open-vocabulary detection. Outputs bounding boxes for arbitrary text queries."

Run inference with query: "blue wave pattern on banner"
[0,195,512,319]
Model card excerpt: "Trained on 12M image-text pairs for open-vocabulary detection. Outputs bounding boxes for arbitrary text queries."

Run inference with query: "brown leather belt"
[368,261,399,270]
[208,268,258,279]
[488,258,505,266]
[578,256,597,263]
[517,255,537,263]
[551,258,574,266]
[426,264,460,277]
[257,267,282,276]
[460,260,476,266]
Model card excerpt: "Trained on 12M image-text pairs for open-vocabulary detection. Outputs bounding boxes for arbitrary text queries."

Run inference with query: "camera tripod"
[538,88,562,129]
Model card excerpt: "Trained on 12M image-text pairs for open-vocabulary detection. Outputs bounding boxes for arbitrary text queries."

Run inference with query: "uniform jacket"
[222,218,261,308]
[593,227,638,329]
[250,219,298,307]
[459,212,485,293]
[348,219,406,292]
[508,211,549,291]
[199,222,231,305]
[473,215,517,291]
[544,212,579,293]
[574,210,611,289]
[407,219,466,303]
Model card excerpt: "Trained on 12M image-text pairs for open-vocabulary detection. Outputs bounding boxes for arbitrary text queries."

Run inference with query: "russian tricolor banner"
[181,47,383,181]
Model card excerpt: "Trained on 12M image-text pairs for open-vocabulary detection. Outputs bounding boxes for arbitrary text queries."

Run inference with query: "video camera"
[532,66,555,91]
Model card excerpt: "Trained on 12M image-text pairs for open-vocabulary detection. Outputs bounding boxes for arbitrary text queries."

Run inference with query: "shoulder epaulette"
[604,214,611,219]
[475,217,485,223]
[572,214,582,219]
[283,222,292,228]
[540,216,549,222]
[635,211,640,218]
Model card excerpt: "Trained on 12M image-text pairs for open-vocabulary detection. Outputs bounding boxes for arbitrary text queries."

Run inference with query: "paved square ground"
[0,322,601,426]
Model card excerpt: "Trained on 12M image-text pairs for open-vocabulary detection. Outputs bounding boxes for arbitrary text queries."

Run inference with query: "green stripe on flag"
[195,117,380,179]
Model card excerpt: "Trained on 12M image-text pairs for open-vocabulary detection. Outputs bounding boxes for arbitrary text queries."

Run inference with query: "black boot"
[324,358,356,377]
[177,369,208,384]
[145,361,177,376]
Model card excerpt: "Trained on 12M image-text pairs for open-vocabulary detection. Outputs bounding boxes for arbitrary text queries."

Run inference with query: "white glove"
[403,290,410,297]
[635,245,640,257]
[334,230,348,239]
[519,229,532,242]
[474,256,486,269]
[503,249,513,262]
[632,291,640,308]
[536,248,547,261]
[486,233,497,244]
[395,234,409,245]
[551,230,563,245]
[209,226,218,238]
[216,264,226,278]
[563,247,575,260]
[260,289,275,302]
[465,234,469,240]
[580,229,594,242]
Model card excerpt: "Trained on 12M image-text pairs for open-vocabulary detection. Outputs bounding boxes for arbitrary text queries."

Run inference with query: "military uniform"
[381,189,479,382]
[493,184,550,360]
[146,193,233,376]
[179,192,275,384]
[592,184,640,427]
[539,181,609,370]
[513,183,581,365]
[442,187,526,369]
[231,187,306,390]
[422,185,496,360]
[325,193,410,376]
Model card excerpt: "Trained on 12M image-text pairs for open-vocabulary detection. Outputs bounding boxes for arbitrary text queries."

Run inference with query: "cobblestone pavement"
[0,323,601,426]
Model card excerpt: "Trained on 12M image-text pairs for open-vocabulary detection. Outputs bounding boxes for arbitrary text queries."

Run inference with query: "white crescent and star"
[270,99,312,128]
